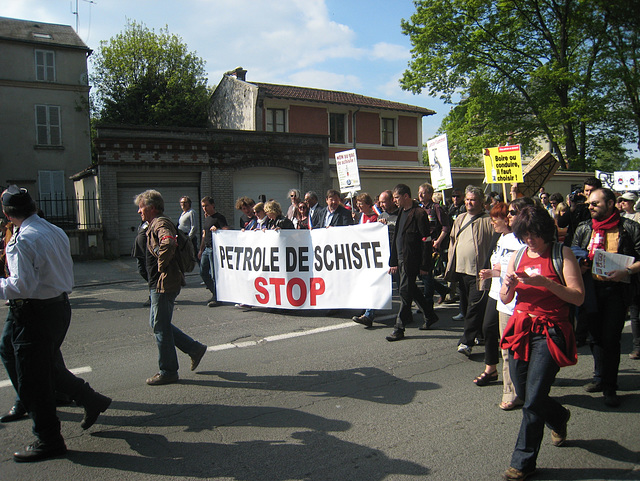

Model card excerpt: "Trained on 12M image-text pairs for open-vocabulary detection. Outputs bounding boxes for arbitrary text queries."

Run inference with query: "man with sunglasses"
[572,187,640,407]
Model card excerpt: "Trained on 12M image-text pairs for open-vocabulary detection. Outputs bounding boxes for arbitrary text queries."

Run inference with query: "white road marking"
[0,366,92,389]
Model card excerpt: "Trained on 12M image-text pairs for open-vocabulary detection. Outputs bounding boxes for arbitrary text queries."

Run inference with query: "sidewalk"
[73,257,141,288]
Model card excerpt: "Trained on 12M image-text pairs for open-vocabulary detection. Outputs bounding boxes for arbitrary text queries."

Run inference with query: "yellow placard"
[483,145,523,183]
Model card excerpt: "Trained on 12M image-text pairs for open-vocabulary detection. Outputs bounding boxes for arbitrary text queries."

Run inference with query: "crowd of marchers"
[0,179,638,480]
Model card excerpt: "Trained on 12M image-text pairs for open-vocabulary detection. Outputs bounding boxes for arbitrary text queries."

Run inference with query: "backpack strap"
[513,243,565,285]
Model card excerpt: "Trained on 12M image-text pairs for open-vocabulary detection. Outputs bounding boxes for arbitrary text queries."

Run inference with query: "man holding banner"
[386,184,437,342]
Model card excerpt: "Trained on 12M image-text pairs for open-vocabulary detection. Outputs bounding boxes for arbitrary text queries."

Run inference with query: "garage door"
[232,167,300,228]
[117,183,201,256]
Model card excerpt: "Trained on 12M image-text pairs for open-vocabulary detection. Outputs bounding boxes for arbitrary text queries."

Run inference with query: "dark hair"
[509,197,535,213]
[489,202,508,219]
[511,205,556,244]
[326,189,341,199]
[180,196,192,206]
[235,196,255,209]
[2,199,37,219]
[584,176,603,189]
[592,187,617,205]
[393,183,411,198]
[201,196,216,206]
[549,193,563,204]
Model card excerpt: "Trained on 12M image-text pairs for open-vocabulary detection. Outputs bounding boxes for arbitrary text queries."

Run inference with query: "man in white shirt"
[0,186,111,462]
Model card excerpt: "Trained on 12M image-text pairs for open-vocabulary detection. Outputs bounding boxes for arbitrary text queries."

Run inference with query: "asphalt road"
[0,272,639,481]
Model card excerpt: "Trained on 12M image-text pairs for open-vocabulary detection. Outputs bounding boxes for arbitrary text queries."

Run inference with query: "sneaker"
[503,466,536,481]
[630,350,640,360]
[352,315,373,328]
[235,303,251,309]
[207,300,220,307]
[457,343,472,357]
[551,409,570,446]
[146,372,179,386]
[452,313,464,321]
[190,344,207,371]
[584,381,603,393]
[419,313,439,330]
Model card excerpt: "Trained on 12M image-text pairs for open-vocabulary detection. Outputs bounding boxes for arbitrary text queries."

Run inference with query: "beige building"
[0,17,92,221]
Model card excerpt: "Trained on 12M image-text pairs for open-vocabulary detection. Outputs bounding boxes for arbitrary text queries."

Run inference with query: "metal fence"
[36,196,101,230]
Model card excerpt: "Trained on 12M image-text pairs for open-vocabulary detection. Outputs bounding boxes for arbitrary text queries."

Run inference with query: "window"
[35,49,55,82]
[35,105,61,145]
[266,108,286,132]
[38,170,66,217]
[381,118,395,146]
[329,113,346,144]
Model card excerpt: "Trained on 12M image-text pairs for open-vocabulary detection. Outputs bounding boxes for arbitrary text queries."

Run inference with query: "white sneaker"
[457,343,472,357]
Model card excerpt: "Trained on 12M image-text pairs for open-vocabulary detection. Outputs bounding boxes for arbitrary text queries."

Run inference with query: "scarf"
[587,210,620,260]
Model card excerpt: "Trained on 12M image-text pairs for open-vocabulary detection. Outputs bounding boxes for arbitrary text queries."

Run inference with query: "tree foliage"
[401,0,640,171]
[91,20,209,127]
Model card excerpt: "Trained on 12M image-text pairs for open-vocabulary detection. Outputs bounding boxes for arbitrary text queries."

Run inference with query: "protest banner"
[613,171,639,191]
[427,134,453,191]
[212,223,392,309]
[335,149,361,194]
[483,145,524,183]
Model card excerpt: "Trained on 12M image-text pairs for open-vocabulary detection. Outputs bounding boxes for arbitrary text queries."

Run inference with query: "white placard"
[335,149,361,194]
[212,223,392,309]
[426,134,453,191]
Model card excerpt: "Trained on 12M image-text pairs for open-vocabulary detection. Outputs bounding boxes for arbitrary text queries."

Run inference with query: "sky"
[4,0,450,141]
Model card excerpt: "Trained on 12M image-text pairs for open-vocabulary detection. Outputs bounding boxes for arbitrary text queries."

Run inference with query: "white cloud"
[286,70,362,91]
[370,42,410,61]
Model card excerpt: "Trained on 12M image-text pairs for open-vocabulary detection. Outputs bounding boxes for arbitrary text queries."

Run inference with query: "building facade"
[0,17,92,220]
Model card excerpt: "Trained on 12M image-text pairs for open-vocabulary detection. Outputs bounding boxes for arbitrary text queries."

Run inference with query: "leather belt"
[9,292,68,308]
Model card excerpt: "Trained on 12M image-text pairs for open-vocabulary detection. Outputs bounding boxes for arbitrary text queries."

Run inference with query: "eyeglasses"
[588,201,600,207]
[508,210,518,216]
[452,194,461,198]
[290,194,296,197]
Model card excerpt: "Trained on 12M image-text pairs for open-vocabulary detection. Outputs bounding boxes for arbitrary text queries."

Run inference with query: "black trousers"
[394,260,433,330]
[457,273,488,346]
[1,296,94,442]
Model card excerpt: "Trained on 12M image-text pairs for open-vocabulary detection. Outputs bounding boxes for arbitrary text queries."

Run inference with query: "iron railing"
[35,196,101,230]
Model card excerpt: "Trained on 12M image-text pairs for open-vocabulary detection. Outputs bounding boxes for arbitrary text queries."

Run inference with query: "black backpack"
[174,227,197,273]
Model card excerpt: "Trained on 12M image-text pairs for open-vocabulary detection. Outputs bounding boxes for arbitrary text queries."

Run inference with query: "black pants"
[457,273,488,346]
[482,296,500,365]
[1,296,95,442]
[394,260,433,330]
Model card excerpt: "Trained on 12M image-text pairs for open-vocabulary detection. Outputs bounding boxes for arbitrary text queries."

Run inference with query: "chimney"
[226,67,247,81]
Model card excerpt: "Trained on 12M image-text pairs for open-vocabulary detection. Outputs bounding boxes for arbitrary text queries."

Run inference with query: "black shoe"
[604,391,621,407]
[190,344,207,371]
[81,393,112,430]
[13,439,67,462]
[419,313,439,330]
[584,381,603,393]
[146,372,179,386]
[386,329,405,342]
[352,315,373,328]
[0,403,27,423]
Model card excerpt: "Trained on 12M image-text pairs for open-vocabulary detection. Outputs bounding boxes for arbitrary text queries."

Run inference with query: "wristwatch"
[626,267,633,276]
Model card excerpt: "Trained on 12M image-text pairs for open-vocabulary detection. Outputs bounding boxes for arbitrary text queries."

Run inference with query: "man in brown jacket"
[135,190,207,386]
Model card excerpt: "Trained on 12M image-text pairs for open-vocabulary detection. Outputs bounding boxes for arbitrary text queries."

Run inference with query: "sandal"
[473,370,498,386]
[499,398,525,411]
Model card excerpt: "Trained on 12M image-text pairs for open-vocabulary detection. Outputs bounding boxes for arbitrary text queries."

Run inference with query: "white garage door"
[232,167,300,229]
[117,183,200,256]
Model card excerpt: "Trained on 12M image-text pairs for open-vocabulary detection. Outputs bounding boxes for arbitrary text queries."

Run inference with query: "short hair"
[549,193,563,204]
[355,193,373,206]
[393,183,411,198]
[235,196,255,209]
[326,189,341,199]
[1,190,37,219]
[135,190,164,212]
[592,188,617,205]
[180,196,192,206]
[379,189,392,200]
[489,202,508,219]
[584,176,603,189]
[253,202,265,214]
[264,200,282,217]
[511,205,556,244]
[488,191,502,202]
[465,185,484,202]
[201,196,215,206]
[304,191,318,202]
[419,183,434,196]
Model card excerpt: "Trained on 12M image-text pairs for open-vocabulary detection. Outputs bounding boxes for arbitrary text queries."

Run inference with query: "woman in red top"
[499,206,584,481]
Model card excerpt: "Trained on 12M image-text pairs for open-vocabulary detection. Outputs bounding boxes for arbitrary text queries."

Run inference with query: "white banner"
[212,223,392,310]
[335,149,361,194]
[613,171,639,191]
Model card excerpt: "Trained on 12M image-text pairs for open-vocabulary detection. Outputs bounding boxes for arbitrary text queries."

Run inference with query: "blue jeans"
[509,333,568,472]
[200,247,216,300]
[149,290,202,375]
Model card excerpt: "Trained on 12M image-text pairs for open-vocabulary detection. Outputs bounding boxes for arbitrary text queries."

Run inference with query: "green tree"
[91,20,209,127]
[401,0,638,171]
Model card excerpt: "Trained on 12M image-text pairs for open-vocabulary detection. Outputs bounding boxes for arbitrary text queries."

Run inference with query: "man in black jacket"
[572,187,640,407]
[386,184,436,341]
[321,189,354,227]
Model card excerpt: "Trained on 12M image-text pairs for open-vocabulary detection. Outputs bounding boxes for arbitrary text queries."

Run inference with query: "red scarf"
[587,210,620,260]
